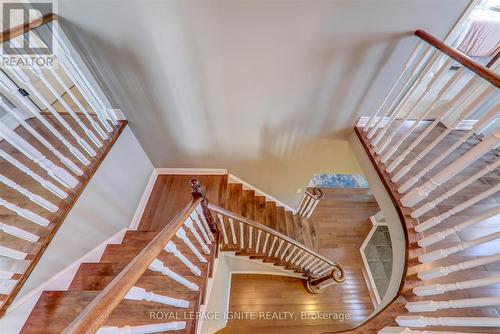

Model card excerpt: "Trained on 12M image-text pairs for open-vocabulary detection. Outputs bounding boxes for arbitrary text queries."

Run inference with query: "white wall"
[16,126,154,299]
[54,0,469,208]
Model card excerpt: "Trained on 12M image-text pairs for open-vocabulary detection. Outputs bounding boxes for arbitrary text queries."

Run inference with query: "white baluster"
[396,86,497,191]
[305,258,320,271]
[414,275,500,297]
[190,212,211,245]
[291,250,304,264]
[285,247,298,262]
[381,64,465,164]
[239,222,244,249]
[379,326,479,334]
[318,266,333,277]
[376,58,453,154]
[306,198,320,219]
[406,296,500,312]
[418,253,500,280]
[262,233,270,253]
[175,228,207,263]
[312,263,328,275]
[195,207,214,242]
[268,237,277,257]
[0,149,67,199]
[416,183,500,232]
[0,245,27,260]
[401,129,500,207]
[419,230,500,263]
[255,229,262,253]
[183,219,209,255]
[396,315,500,328]
[0,121,78,188]
[298,196,311,217]
[97,322,186,334]
[51,23,118,127]
[281,244,291,261]
[0,197,49,226]
[364,42,425,131]
[148,259,198,291]
[125,286,189,308]
[412,159,500,219]
[418,206,500,247]
[216,213,228,244]
[296,253,310,267]
[0,222,39,242]
[164,241,202,276]
[274,240,284,258]
[248,226,253,249]
[0,90,84,176]
[228,218,237,244]
[310,261,325,273]
[0,174,58,212]
[368,45,433,139]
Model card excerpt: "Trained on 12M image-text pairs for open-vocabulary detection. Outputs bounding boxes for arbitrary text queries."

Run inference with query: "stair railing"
[207,202,345,289]
[0,13,126,315]
[297,187,324,219]
[347,28,500,333]
[61,180,215,334]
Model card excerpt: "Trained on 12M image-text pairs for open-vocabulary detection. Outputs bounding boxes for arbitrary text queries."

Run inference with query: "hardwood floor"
[0,113,126,315]
[219,188,380,333]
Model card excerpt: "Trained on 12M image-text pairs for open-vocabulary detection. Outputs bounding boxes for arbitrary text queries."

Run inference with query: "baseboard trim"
[155,168,228,175]
[129,169,158,230]
[228,174,296,213]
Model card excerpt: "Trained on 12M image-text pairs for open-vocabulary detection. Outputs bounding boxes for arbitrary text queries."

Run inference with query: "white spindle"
[381,65,465,163]
[305,258,319,271]
[148,259,198,291]
[396,315,500,328]
[418,253,500,280]
[376,58,453,154]
[296,253,310,267]
[0,197,49,226]
[262,233,270,253]
[0,174,58,212]
[216,213,228,244]
[97,322,186,334]
[413,275,500,297]
[175,228,207,263]
[0,121,78,188]
[228,218,237,244]
[255,229,262,253]
[195,207,214,242]
[125,286,189,308]
[364,42,425,131]
[190,212,211,245]
[285,247,298,262]
[418,206,500,247]
[0,222,39,242]
[291,250,304,263]
[281,244,291,260]
[0,245,27,260]
[274,240,284,258]
[379,326,478,334]
[268,237,277,257]
[419,230,500,263]
[298,196,311,216]
[0,149,67,199]
[318,266,333,277]
[406,296,500,312]
[401,129,500,207]
[248,226,253,249]
[395,86,497,190]
[164,241,201,276]
[239,222,244,249]
[416,183,500,232]
[412,159,500,219]
[183,219,209,255]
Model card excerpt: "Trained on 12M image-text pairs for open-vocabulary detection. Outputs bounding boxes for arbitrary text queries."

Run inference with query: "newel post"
[306,264,345,294]
[190,179,218,234]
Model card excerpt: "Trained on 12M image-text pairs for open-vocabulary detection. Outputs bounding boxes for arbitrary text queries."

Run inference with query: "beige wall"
[55,0,468,207]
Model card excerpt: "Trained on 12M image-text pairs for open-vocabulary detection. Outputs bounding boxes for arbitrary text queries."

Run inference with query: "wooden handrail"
[415,29,500,88]
[62,197,203,334]
[0,13,57,44]
[207,202,338,267]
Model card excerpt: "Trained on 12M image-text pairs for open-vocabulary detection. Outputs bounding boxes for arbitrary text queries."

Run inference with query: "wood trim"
[62,196,203,334]
[415,29,500,88]
[0,13,57,44]
[0,120,128,317]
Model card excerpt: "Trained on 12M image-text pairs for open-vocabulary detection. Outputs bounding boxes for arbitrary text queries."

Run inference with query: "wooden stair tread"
[226,183,243,215]
[276,207,287,235]
[254,196,266,225]
[265,202,277,230]
[241,190,256,221]
[284,211,296,239]
[21,291,195,334]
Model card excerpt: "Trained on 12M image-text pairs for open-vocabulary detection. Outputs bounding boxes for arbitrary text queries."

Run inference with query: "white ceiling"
[58,0,470,205]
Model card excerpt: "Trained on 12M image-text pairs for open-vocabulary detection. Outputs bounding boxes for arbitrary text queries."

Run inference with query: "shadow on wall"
[57,17,406,208]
